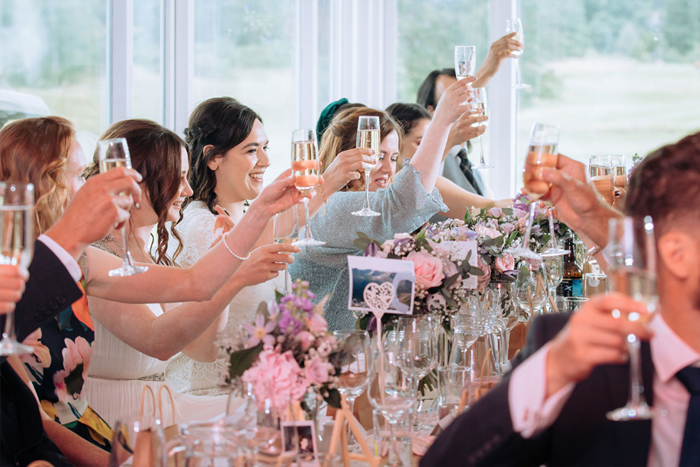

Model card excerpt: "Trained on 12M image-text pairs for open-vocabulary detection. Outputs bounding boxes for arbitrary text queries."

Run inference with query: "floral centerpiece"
[354,195,572,326]
[220,280,351,411]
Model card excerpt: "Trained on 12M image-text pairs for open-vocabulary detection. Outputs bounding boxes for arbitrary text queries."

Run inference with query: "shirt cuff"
[37,234,82,282]
[508,342,575,438]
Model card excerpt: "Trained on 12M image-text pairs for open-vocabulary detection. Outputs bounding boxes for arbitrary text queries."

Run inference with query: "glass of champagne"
[508,123,559,260]
[98,138,149,277]
[612,155,627,208]
[291,129,325,246]
[454,46,477,107]
[540,205,570,257]
[273,206,298,295]
[473,87,493,170]
[351,116,381,217]
[589,155,614,205]
[332,330,372,445]
[506,18,530,89]
[606,216,659,421]
[0,182,35,356]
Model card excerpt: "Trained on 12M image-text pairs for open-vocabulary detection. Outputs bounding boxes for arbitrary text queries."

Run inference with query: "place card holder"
[324,394,380,467]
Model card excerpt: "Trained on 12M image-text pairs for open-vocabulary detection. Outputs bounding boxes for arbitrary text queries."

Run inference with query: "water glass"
[372,408,412,467]
[437,366,471,419]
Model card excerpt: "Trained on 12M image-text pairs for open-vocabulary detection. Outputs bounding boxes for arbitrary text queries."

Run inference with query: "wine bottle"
[556,237,583,298]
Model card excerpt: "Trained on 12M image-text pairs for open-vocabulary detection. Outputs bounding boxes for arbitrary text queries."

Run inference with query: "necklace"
[105,233,123,252]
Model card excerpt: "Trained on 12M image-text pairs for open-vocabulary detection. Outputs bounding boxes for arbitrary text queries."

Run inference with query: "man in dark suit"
[0,167,141,466]
[423,132,700,466]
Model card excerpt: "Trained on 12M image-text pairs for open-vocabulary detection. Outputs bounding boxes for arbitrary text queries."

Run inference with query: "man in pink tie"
[423,131,700,466]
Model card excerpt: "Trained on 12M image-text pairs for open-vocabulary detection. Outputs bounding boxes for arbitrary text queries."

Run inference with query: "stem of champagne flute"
[548,208,557,250]
[479,135,486,166]
[627,335,645,406]
[303,198,312,240]
[120,226,135,267]
[2,310,15,340]
[363,170,371,210]
[515,60,524,86]
[521,202,537,250]
[284,267,290,296]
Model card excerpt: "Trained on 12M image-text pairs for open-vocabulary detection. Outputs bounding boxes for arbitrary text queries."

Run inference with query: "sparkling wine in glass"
[589,155,614,205]
[506,18,530,89]
[351,116,381,217]
[606,216,659,421]
[473,87,493,170]
[0,182,35,356]
[612,155,627,208]
[98,138,149,277]
[454,46,476,107]
[333,330,372,445]
[291,129,325,246]
[508,123,559,260]
[273,206,298,295]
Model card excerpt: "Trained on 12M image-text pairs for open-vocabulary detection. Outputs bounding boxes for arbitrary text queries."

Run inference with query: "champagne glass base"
[474,163,494,170]
[293,238,326,247]
[506,247,542,261]
[540,248,570,258]
[0,338,34,356]
[108,264,149,277]
[606,402,661,421]
[514,83,531,89]
[352,208,381,217]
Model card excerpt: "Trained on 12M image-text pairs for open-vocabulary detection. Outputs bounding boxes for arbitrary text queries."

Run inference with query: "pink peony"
[242,350,309,410]
[306,312,328,334]
[495,253,515,273]
[406,251,444,290]
[474,224,502,240]
[305,356,330,384]
[476,258,491,293]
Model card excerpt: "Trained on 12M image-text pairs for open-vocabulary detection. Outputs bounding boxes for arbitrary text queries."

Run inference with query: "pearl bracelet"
[222,233,251,261]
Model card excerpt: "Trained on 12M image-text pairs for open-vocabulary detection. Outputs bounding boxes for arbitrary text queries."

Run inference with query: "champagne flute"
[332,329,372,446]
[515,261,550,321]
[540,205,570,257]
[0,182,35,356]
[351,116,381,217]
[612,155,627,208]
[507,123,559,260]
[506,18,530,89]
[606,216,659,421]
[589,155,614,205]
[472,87,493,170]
[454,46,477,108]
[273,206,298,295]
[98,138,149,277]
[291,129,325,246]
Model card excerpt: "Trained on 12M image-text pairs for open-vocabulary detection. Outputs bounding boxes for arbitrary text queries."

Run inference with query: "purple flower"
[501,222,515,234]
[243,315,277,348]
[279,310,303,335]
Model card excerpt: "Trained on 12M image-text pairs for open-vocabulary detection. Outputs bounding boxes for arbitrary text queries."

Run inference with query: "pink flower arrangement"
[407,251,444,290]
[222,280,350,410]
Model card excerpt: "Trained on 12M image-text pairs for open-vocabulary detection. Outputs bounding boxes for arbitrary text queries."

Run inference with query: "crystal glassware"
[606,216,659,421]
[515,260,550,321]
[291,129,325,246]
[505,18,530,89]
[273,206,299,294]
[351,116,381,217]
[472,87,493,170]
[589,155,614,205]
[98,138,149,277]
[0,182,35,356]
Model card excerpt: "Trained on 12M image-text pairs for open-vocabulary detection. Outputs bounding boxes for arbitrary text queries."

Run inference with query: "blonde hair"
[0,117,75,235]
[318,107,402,191]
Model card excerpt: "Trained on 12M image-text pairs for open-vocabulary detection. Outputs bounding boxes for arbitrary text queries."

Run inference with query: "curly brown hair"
[0,116,74,235]
[84,119,188,266]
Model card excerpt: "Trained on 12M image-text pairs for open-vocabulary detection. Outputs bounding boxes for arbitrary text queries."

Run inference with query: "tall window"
[193,0,295,181]
[517,0,700,180]
[0,0,107,136]
[132,0,163,125]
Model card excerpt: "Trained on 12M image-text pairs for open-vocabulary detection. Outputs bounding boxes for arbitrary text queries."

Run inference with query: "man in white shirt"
[423,132,700,466]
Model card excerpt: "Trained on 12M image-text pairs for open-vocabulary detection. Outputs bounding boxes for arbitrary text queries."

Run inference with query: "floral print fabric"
[21,279,113,450]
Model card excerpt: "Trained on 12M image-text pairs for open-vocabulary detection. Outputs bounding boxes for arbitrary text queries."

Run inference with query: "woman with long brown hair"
[290,78,473,330]
[0,116,304,437]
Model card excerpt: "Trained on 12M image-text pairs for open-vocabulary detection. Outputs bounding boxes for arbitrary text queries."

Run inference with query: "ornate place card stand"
[324,282,395,467]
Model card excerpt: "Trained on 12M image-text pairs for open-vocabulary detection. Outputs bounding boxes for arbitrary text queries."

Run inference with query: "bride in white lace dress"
[166,97,374,395]
[81,119,305,426]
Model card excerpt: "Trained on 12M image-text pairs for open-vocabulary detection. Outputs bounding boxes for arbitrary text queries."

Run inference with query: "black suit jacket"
[422,313,654,467]
[0,240,82,466]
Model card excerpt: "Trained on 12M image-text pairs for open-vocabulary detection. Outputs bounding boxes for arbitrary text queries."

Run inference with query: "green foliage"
[227,344,264,381]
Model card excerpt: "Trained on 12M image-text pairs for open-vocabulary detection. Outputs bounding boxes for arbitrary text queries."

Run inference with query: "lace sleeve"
[174,203,219,268]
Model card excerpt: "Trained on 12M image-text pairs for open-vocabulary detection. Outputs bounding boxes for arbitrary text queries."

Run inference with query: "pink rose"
[305,356,329,384]
[406,251,444,290]
[488,207,503,218]
[495,253,515,273]
[474,224,502,240]
[296,331,315,351]
[306,312,328,334]
[476,258,491,293]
